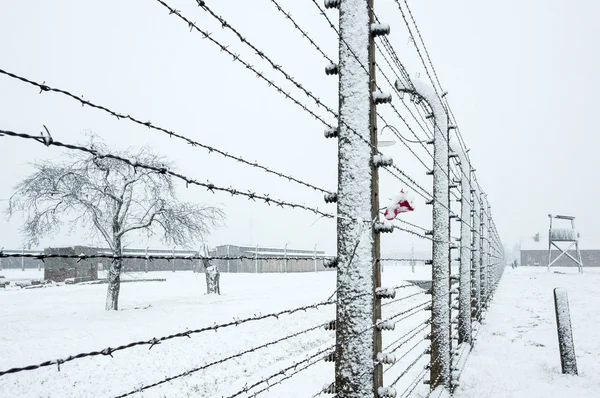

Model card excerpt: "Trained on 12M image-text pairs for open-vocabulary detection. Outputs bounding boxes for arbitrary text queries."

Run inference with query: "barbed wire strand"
[0,128,334,219]
[157,0,387,168]
[383,321,429,352]
[224,346,332,398]
[385,339,427,378]
[382,291,425,308]
[155,1,337,129]
[0,252,334,263]
[399,367,428,398]
[400,0,474,162]
[112,320,329,397]
[0,298,337,378]
[267,0,334,64]
[0,68,331,196]
[194,0,335,120]
[227,295,431,397]
[390,349,428,387]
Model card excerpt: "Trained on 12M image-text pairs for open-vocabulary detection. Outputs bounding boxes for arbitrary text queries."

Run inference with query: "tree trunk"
[204,263,220,295]
[105,238,122,310]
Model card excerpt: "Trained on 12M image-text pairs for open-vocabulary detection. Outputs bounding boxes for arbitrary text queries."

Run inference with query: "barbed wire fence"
[0,0,505,397]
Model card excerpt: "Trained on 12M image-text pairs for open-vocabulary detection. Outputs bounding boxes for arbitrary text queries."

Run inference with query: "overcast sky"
[0,0,598,256]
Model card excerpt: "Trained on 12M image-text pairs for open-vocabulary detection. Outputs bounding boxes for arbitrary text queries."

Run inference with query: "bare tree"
[6,136,224,310]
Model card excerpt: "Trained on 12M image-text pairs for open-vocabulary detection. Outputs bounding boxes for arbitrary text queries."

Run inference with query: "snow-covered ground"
[454,266,600,398]
[0,265,434,397]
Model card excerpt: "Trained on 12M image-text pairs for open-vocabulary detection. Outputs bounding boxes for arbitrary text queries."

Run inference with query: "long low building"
[210,245,331,273]
[520,236,600,267]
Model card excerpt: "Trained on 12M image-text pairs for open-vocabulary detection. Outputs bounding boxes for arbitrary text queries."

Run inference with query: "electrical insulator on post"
[323,382,336,394]
[372,154,394,167]
[325,63,339,75]
[376,352,396,365]
[324,192,337,203]
[324,320,336,330]
[324,127,338,138]
[372,90,392,105]
[374,222,394,234]
[376,320,396,331]
[323,257,338,268]
[376,287,396,299]
[377,386,397,398]
[370,23,391,37]
[324,0,340,9]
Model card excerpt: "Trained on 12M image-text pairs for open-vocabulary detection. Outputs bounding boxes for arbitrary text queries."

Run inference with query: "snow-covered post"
[553,288,578,375]
[457,146,472,345]
[479,193,488,312]
[333,0,376,396]
[471,180,481,321]
[395,78,450,390]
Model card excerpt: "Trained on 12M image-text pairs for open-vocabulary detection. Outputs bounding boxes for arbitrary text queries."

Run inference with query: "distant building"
[96,247,200,273]
[210,245,331,273]
[44,246,99,282]
[520,237,600,267]
[0,250,43,270]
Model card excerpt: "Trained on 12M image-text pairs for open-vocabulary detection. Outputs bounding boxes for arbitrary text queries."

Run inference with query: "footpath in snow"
[454,266,600,398]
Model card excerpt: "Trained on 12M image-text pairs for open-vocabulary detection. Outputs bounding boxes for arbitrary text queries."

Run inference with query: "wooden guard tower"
[547,214,583,272]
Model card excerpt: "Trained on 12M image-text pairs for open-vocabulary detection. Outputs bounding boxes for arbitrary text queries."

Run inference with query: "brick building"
[44,246,99,282]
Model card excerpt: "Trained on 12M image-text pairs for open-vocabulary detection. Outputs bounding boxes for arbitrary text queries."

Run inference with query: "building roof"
[241,250,325,257]
[520,236,599,251]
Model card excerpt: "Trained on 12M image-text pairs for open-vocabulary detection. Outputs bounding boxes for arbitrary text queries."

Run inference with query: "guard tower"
[547,214,583,272]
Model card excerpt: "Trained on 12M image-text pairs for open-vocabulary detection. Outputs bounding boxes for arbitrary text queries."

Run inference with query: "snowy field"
[454,266,600,398]
[0,266,434,398]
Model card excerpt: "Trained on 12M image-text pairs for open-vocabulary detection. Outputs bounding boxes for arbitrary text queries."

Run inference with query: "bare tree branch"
[6,134,225,310]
